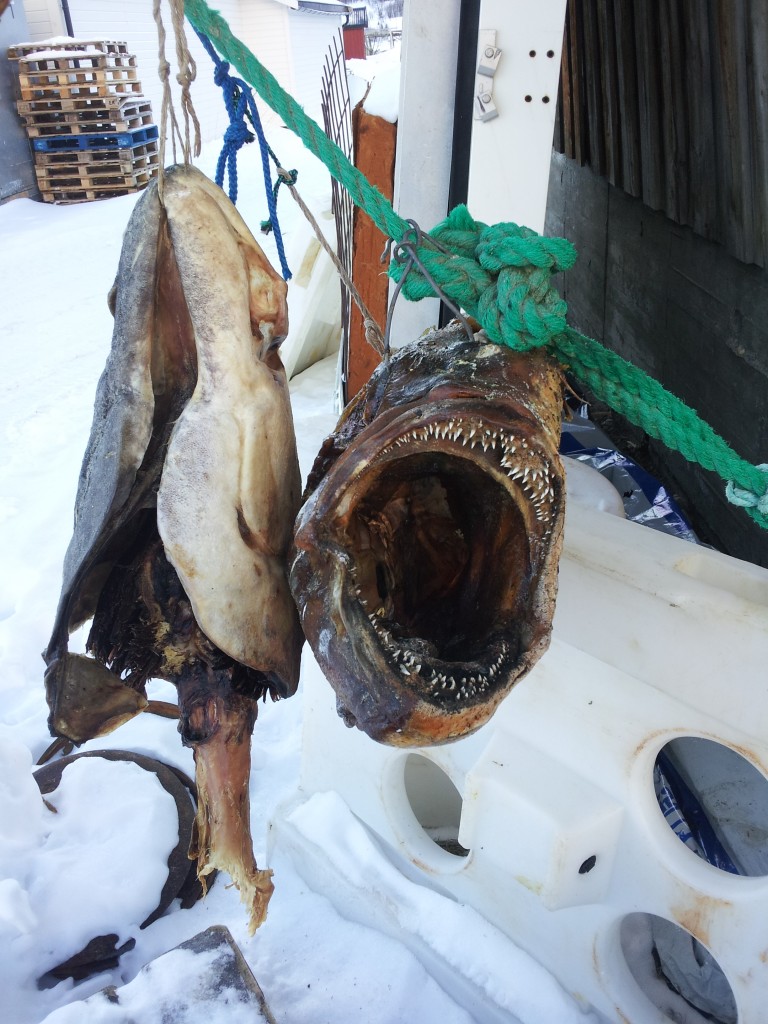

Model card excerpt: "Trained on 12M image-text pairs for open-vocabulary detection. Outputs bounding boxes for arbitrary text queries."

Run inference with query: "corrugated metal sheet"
[555,0,768,268]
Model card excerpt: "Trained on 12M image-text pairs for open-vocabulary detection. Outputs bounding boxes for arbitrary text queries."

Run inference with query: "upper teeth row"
[379,418,556,524]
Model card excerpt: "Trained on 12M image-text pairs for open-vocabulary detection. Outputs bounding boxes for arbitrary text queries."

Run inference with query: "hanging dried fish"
[291,324,565,746]
[43,165,302,932]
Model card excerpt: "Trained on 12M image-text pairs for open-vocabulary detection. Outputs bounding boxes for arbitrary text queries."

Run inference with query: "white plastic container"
[275,498,768,1023]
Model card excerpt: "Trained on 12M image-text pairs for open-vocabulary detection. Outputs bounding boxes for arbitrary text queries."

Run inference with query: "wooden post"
[347,101,397,399]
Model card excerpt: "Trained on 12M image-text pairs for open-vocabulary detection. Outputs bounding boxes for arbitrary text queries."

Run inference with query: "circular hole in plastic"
[524,95,532,103]
[529,49,536,57]
[403,754,469,857]
[547,49,555,58]
[653,737,768,876]
[578,855,597,874]
[542,95,551,103]
[620,912,737,1024]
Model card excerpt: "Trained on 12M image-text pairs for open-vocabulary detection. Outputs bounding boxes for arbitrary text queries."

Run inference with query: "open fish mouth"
[351,415,558,698]
[291,326,566,746]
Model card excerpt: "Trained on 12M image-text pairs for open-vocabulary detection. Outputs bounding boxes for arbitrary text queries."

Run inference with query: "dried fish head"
[291,325,565,746]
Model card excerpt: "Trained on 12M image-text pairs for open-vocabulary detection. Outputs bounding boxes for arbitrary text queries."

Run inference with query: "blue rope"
[194,28,292,280]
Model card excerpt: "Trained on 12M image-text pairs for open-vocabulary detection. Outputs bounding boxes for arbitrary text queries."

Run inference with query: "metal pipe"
[60,0,75,37]
[441,0,480,327]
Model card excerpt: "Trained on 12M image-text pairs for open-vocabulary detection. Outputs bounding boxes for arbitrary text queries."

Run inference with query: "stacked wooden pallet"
[8,39,159,204]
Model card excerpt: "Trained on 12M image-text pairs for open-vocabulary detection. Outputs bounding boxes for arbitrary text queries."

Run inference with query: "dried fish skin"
[44,653,148,744]
[291,325,566,746]
[157,170,302,689]
[45,183,167,661]
[179,675,274,935]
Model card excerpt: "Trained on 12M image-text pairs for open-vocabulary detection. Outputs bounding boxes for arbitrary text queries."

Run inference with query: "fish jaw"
[44,653,149,744]
[291,333,565,746]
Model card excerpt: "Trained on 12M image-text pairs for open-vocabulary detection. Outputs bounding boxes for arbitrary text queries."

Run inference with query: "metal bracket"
[474,29,501,121]
[478,44,502,78]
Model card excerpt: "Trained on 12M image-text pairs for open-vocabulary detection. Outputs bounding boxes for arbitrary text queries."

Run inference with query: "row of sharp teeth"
[379,418,555,525]
[365,606,510,702]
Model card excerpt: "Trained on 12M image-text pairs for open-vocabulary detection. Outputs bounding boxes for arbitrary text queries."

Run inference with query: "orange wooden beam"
[346,102,397,400]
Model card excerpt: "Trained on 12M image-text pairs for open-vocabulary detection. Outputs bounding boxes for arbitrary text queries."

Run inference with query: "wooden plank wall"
[554,0,768,268]
[545,152,768,567]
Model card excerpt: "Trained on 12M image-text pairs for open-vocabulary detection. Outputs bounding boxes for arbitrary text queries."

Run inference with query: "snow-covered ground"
[0,112,606,1023]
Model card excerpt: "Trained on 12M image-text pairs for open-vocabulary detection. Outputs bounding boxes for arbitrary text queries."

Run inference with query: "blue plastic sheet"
[560,410,699,544]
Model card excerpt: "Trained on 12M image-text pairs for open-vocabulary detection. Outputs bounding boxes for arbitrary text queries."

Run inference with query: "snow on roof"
[299,1,351,13]
[270,0,351,11]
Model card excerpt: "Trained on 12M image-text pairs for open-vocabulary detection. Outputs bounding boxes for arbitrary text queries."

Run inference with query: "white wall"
[239,0,292,111]
[60,0,243,144]
[17,0,344,146]
[21,0,65,39]
[391,0,461,344]
[466,0,567,232]
[285,9,343,123]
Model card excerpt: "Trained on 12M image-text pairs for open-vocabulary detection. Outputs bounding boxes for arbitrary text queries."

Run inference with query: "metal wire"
[382,219,476,353]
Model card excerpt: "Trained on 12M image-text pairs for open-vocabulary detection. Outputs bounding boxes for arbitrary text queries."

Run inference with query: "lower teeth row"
[365,606,509,702]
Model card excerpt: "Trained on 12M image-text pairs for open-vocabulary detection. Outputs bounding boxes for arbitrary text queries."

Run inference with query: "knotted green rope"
[184,0,768,530]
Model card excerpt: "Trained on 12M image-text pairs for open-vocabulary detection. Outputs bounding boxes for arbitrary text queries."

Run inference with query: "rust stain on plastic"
[672,893,733,948]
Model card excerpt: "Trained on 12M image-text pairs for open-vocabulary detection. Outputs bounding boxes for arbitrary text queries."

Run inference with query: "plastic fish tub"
[274,490,768,1024]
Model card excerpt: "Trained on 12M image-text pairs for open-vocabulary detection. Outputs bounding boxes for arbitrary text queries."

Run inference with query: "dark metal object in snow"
[34,749,211,985]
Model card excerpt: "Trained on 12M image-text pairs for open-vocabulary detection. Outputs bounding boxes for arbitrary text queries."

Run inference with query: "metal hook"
[381,219,476,352]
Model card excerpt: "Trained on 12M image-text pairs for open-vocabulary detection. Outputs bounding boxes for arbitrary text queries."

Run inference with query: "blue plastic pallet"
[32,124,158,153]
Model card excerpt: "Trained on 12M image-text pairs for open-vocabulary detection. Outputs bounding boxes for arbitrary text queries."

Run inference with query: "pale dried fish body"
[157,178,301,684]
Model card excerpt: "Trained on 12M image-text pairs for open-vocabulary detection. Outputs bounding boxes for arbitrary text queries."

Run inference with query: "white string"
[152,0,201,192]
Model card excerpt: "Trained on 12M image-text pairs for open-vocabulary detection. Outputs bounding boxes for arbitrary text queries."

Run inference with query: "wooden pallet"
[17,93,140,113]
[35,162,157,191]
[35,140,159,170]
[18,52,136,74]
[37,161,157,203]
[18,68,141,102]
[20,101,154,138]
[7,39,130,60]
[40,184,143,204]
[31,124,158,153]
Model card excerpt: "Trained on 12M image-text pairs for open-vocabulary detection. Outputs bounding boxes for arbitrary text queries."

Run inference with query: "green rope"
[184,0,768,530]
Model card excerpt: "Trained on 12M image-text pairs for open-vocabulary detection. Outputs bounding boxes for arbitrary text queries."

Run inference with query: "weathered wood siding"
[546,153,768,568]
[555,0,768,268]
